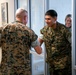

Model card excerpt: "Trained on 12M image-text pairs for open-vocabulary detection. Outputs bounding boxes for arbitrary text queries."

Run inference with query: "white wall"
[49,0,72,24]
[0,0,15,26]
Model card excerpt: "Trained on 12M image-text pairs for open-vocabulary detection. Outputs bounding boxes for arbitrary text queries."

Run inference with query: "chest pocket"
[54,32,64,43]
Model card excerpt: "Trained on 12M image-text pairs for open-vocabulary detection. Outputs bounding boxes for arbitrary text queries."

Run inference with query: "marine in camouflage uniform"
[40,22,71,75]
[0,21,38,75]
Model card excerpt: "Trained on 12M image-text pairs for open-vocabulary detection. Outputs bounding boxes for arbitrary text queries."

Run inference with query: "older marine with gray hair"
[0,8,42,75]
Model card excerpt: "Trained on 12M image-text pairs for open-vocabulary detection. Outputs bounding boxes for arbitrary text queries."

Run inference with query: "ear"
[54,17,57,21]
[24,16,26,20]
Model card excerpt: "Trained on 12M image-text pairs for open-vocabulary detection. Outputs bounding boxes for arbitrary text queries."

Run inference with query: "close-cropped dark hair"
[45,9,57,17]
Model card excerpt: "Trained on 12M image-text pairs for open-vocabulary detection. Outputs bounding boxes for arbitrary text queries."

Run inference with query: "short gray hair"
[16,8,27,18]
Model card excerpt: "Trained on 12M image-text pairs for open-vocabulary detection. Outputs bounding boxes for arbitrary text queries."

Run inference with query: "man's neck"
[50,23,57,29]
[16,18,22,23]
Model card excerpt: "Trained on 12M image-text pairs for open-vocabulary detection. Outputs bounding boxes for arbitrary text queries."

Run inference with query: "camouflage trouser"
[0,72,31,75]
[0,66,31,75]
[49,67,72,75]
[0,70,31,75]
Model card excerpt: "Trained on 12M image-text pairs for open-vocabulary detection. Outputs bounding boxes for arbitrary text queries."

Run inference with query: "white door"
[30,0,45,75]
[72,0,76,75]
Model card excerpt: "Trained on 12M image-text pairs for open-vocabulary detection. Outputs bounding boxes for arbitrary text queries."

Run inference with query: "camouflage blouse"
[0,21,38,75]
[40,22,71,70]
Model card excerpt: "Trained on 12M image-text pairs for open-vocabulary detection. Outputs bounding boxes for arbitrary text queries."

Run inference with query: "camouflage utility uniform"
[66,27,71,32]
[0,21,38,75]
[40,22,71,75]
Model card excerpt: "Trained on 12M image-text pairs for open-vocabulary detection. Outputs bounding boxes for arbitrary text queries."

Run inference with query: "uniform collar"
[15,21,23,24]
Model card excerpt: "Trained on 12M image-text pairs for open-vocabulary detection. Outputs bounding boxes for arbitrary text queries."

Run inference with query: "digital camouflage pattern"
[40,22,71,75]
[66,27,71,32]
[0,21,38,75]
